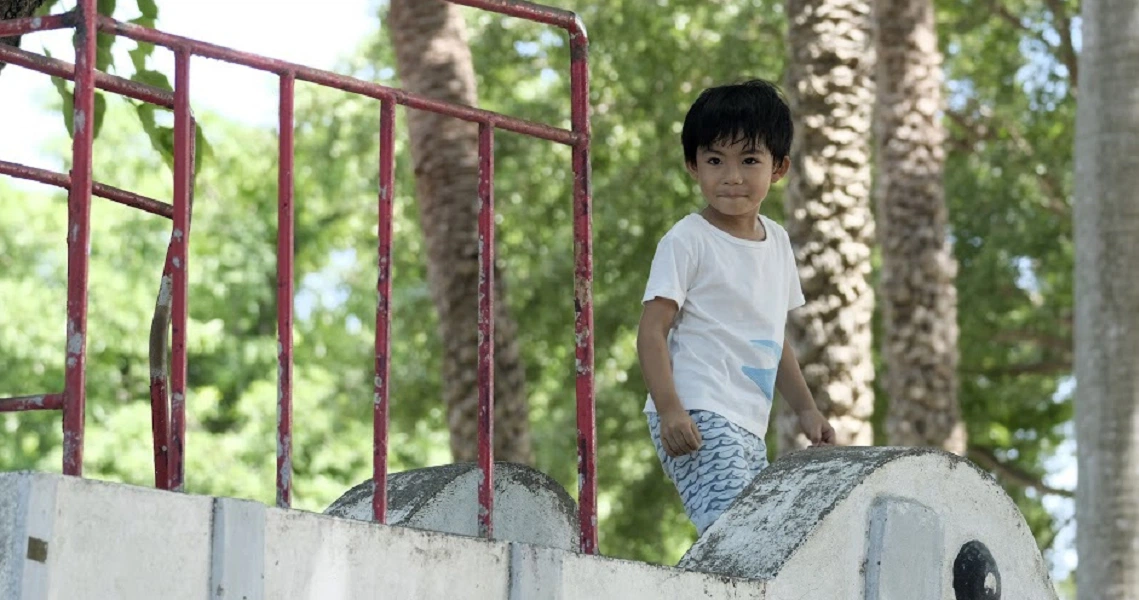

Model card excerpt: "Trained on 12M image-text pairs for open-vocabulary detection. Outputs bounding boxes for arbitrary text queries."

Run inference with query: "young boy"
[637,79,836,535]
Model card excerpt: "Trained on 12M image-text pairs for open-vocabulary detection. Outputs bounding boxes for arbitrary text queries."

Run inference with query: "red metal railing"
[0,0,597,553]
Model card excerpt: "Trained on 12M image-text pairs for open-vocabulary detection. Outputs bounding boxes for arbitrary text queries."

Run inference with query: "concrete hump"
[324,461,579,551]
[679,447,1057,600]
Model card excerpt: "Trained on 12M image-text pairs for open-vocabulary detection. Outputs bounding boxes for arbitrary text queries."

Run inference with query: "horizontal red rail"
[0,13,72,37]
[1,0,596,553]
[0,44,175,109]
[0,160,173,219]
[96,16,579,147]
[0,394,64,412]
[446,0,583,34]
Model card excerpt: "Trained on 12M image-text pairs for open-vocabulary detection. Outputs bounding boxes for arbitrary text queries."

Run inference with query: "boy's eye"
[744,157,761,165]
[706,157,721,165]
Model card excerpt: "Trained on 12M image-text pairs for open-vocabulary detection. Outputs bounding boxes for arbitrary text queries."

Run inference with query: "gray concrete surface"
[325,461,579,551]
[680,447,1056,599]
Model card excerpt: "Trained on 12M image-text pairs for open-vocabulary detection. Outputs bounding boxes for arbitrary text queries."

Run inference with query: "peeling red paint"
[167,49,193,492]
[61,0,98,478]
[373,100,396,524]
[0,0,595,552]
[477,122,496,539]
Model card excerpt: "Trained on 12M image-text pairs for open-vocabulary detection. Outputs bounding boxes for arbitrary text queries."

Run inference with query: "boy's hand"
[659,410,703,457]
[798,408,836,447]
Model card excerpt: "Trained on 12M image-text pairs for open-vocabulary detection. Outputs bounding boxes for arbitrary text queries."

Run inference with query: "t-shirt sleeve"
[642,231,697,308]
[786,235,806,312]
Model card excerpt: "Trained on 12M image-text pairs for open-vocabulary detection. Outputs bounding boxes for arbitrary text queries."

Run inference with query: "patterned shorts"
[647,409,769,534]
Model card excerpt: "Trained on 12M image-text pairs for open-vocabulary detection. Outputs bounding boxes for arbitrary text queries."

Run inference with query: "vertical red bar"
[569,24,598,554]
[168,48,192,492]
[61,0,98,477]
[477,122,496,539]
[373,99,395,524]
[276,72,296,508]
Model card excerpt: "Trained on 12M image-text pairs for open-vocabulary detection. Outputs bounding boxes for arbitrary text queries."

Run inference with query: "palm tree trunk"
[1074,0,1139,596]
[873,0,965,453]
[779,0,877,453]
[388,0,532,464]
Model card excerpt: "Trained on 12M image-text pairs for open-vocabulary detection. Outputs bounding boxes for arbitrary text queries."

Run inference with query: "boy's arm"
[638,298,702,457]
[776,328,837,446]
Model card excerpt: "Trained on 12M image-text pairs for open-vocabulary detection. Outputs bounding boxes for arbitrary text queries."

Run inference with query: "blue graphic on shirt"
[741,340,783,400]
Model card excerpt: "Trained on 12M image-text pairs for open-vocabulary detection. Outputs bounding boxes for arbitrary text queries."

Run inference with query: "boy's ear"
[771,156,791,182]
[685,160,699,177]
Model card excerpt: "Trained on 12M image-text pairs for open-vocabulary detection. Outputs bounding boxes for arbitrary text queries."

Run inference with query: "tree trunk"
[387,0,532,464]
[873,0,965,453]
[1074,0,1139,596]
[0,0,46,72]
[779,0,877,453]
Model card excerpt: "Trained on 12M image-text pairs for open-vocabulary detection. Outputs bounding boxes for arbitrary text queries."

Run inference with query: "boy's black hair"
[681,79,794,166]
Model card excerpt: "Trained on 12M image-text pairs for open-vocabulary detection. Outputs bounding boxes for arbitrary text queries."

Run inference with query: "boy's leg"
[647,410,769,534]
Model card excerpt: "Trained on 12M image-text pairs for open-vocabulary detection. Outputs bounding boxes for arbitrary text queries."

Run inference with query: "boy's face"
[686,138,790,218]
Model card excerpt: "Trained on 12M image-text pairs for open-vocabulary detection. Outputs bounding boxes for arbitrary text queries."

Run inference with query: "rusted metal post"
[373,98,396,524]
[62,0,98,477]
[276,72,296,508]
[168,48,192,492]
[477,121,496,538]
[569,20,598,555]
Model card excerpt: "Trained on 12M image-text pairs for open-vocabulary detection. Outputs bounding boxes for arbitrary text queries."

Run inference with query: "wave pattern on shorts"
[648,409,769,534]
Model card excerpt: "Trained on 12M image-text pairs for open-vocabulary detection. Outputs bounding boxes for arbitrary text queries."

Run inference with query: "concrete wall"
[325,462,579,552]
[0,472,765,600]
[1,448,1058,599]
[682,447,1057,600]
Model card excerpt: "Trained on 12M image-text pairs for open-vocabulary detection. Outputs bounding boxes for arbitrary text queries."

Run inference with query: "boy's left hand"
[797,409,836,447]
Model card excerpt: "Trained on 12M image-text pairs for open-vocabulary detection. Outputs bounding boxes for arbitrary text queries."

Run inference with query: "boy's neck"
[700,206,767,242]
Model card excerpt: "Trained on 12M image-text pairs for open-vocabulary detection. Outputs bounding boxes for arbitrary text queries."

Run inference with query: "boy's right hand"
[659,410,703,457]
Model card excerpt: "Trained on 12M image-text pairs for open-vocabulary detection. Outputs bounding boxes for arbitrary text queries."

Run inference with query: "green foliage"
[938,0,1076,567]
[0,0,1077,578]
[37,0,174,160]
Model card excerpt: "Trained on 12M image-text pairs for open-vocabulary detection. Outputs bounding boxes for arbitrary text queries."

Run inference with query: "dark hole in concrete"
[26,537,48,563]
[954,540,1000,600]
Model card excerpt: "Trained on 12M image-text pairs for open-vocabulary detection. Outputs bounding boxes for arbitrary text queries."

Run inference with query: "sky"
[0,0,1079,587]
[0,0,376,169]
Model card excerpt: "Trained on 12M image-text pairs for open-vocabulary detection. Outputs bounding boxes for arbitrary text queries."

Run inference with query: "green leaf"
[95,0,117,72]
[131,102,209,174]
[137,0,158,21]
[92,92,107,138]
[194,126,212,176]
[131,69,172,92]
[134,103,175,168]
[128,44,148,73]
[50,76,75,138]
[33,0,63,16]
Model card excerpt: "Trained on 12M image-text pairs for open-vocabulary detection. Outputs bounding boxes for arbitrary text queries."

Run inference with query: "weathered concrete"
[325,461,579,551]
[211,497,266,599]
[3,449,1061,599]
[265,508,512,599]
[680,447,1056,600]
[510,544,767,599]
[0,471,213,600]
[0,470,769,600]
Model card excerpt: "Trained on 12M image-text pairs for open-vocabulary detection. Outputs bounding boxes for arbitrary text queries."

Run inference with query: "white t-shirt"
[642,213,805,439]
